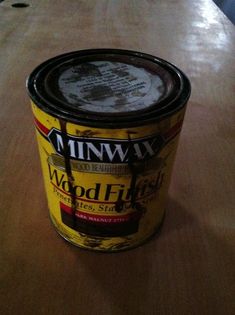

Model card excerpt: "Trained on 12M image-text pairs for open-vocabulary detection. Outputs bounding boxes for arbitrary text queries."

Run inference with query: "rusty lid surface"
[27,49,190,127]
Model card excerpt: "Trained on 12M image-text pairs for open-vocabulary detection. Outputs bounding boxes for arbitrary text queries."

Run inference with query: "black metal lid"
[27,49,191,127]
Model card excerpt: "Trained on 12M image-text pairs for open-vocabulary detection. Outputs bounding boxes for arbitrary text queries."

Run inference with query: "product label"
[32,103,185,251]
[47,128,164,163]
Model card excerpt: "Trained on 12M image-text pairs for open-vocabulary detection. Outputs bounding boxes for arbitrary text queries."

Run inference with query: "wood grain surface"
[0,0,234,314]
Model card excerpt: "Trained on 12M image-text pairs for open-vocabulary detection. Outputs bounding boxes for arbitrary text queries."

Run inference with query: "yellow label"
[31,102,185,251]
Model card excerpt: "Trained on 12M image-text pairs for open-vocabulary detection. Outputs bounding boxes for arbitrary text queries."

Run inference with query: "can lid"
[27,49,190,127]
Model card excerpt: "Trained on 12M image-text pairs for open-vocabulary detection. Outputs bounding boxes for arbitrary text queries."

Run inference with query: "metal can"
[27,49,191,252]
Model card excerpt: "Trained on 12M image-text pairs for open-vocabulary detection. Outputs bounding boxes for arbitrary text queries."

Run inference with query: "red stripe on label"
[34,117,50,135]
[60,202,140,223]
[163,120,183,141]
[60,202,73,214]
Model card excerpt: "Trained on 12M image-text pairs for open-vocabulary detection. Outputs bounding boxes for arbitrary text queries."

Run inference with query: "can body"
[27,49,190,251]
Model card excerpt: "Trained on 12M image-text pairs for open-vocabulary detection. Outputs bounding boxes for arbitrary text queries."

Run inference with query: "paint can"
[27,49,191,251]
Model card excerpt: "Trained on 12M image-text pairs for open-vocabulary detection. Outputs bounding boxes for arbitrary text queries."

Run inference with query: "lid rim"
[27,48,191,127]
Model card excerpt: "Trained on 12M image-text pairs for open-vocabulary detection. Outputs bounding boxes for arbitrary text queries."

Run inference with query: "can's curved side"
[31,101,187,252]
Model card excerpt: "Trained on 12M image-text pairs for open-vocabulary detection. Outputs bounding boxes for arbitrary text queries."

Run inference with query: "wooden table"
[0,1,234,314]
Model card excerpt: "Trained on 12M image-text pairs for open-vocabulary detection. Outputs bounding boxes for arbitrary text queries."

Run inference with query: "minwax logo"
[48,128,164,163]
